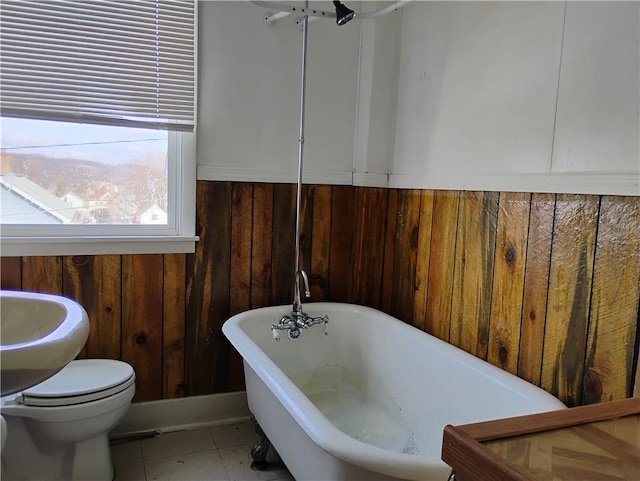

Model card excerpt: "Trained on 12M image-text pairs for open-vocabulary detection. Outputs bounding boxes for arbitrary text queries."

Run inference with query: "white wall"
[353,2,402,187]
[390,1,639,195]
[197,1,361,184]
[552,2,639,175]
[197,1,639,195]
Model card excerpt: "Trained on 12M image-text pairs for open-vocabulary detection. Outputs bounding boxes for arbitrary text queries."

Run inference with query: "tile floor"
[110,419,295,481]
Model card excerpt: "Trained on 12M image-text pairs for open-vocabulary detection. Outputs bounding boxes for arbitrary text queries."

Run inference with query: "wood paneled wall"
[1,181,639,407]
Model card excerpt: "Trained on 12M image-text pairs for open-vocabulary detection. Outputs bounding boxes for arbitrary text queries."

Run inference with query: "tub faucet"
[292,269,311,322]
[270,268,329,341]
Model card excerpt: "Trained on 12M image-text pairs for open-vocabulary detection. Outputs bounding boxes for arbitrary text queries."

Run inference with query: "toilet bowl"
[0,359,135,481]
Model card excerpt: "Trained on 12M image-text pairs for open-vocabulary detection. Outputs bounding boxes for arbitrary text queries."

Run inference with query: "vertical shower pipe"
[294,1,309,301]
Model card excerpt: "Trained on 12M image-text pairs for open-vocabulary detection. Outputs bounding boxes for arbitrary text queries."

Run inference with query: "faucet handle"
[272,328,281,341]
[306,315,329,334]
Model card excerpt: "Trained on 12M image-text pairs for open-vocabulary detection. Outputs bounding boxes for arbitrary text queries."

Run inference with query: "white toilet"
[0,359,135,481]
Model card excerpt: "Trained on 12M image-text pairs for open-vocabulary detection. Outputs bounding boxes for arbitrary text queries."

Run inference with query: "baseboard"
[110,391,250,438]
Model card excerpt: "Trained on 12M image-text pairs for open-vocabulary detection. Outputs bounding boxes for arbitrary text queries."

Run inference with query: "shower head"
[333,1,355,26]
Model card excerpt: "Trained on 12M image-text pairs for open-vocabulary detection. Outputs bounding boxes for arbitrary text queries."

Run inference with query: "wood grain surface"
[63,255,121,360]
[518,193,556,386]
[412,189,435,332]
[450,191,499,359]
[351,187,387,308]
[328,186,355,302]
[443,398,640,481]
[163,253,186,398]
[122,254,164,401]
[390,189,421,325]
[2,183,638,405]
[310,185,331,301]
[583,196,640,403]
[228,183,252,392]
[488,192,530,375]
[424,190,460,340]
[250,183,273,308]
[542,194,600,406]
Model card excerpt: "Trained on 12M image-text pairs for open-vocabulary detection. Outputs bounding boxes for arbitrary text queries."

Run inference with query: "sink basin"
[0,290,90,396]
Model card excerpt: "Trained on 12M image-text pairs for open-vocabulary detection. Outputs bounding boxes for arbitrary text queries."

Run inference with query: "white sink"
[0,290,90,396]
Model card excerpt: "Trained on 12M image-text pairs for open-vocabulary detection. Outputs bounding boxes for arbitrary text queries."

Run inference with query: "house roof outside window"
[0,174,78,224]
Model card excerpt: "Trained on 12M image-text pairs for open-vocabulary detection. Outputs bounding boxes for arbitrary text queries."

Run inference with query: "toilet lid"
[18,359,135,407]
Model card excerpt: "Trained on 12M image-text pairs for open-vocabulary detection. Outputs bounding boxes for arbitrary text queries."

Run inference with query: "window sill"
[0,236,199,257]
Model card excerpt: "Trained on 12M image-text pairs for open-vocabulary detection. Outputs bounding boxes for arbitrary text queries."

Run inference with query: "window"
[0,0,197,256]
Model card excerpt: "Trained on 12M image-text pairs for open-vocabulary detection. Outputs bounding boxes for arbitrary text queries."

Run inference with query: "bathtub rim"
[222,302,567,479]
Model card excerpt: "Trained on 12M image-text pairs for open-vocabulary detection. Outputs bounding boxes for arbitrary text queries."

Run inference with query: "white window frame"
[0,130,198,257]
[0,0,199,257]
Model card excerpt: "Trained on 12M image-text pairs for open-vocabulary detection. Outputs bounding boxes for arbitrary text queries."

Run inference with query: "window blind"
[0,0,195,132]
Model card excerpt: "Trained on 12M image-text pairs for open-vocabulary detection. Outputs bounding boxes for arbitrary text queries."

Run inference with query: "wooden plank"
[328,186,355,302]
[229,182,253,392]
[390,189,422,325]
[485,420,640,481]
[186,181,232,395]
[271,183,296,306]
[487,192,531,375]
[380,189,398,314]
[0,257,22,290]
[22,257,62,294]
[163,253,186,399]
[208,182,233,394]
[452,398,640,443]
[636,352,640,399]
[62,255,122,360]
[186,182,215,396]
[308,185,332,302]
[230,183,253,316]
[412,190,435,332]
[122,254,164,402]
[583,196,640,403]
[350,187,388,308]
[518,193,556,385]
[443,426,534,481]
[299,184,314,279]
[444,399,640,481]
[310,185,332,301]
[541,194,600,407]
[250,183,273,308]
[450,191,499,359]
[425,190,460,340]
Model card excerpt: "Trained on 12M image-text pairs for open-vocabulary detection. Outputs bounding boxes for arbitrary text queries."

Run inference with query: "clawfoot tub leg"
[249,414,271,471]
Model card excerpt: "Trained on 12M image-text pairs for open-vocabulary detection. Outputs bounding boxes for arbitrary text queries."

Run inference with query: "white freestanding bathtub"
[223,303,566,481]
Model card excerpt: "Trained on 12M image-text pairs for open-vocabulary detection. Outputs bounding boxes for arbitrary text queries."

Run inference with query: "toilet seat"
[16,360,135,408]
